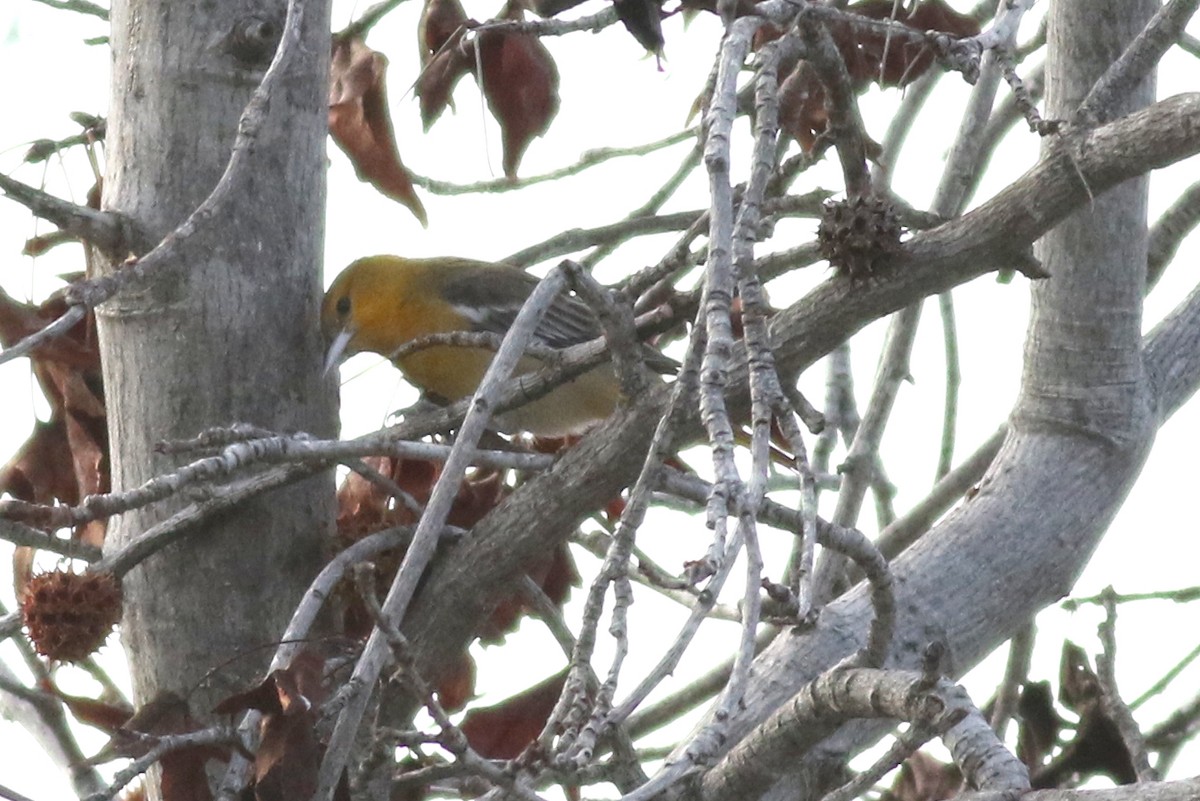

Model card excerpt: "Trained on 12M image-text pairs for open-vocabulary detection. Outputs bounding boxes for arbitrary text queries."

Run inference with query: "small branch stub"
[223,15,284,66]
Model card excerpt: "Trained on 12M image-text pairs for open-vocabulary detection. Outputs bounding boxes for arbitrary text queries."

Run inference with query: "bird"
[321,255,672,436]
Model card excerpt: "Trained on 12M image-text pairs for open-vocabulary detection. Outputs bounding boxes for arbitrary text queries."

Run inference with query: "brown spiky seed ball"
[817,195,903,280]
[21,570,122,663]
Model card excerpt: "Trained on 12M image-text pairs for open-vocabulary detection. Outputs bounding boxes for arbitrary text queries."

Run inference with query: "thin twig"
[935,291,961,480]
[413,129,697,197]
[1097,589,1159,782]
[355,567,550,801]
[218,527,426,798]
[339,0,408,38]
[0,433,549,531]
[84,728,238,801]
[867,426,1004,568]
[0,306,88,369]
[796,8,873,195]
[818,723,939,801]
[623,629,777,739]
[990,622,1034,736]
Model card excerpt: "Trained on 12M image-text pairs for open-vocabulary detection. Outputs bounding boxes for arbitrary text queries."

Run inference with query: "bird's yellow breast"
[326,255,627,435]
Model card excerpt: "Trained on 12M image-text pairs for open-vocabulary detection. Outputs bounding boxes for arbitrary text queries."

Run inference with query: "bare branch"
[0,173,126,253]
[0,519,101,561]
[84,728,238,801]
[869,426,1005,566]
[1097,590,1159,782]
[218,527,422,798]
[795,9,872,195]
[1147,179,1200,288]
[414,129,698,197]
[386,98,1200,798]
[990,622,1035,736]
[769,94,1200,375]
[959,778,1200,801]
[1075,0,1200,124]
[701,669,1027,801]
[0,654,105,796]
[1144,276,1200,420]
[0,432,550,531]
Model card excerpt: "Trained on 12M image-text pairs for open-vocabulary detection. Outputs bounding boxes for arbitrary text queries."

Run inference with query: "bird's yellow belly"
[397,348,621,436]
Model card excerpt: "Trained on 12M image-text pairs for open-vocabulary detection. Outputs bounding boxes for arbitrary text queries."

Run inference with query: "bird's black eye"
[336,296,351,317]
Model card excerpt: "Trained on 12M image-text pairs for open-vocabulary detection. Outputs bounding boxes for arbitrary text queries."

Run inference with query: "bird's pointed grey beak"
[323,328,355,377]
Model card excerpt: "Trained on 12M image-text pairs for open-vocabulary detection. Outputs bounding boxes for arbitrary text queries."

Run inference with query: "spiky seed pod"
[817,195,903,280]
[21,570,122,662]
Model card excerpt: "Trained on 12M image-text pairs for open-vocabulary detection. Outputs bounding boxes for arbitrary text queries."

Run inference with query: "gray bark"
[96,0,335,763]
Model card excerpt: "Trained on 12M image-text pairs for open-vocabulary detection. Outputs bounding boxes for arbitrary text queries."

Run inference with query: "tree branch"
[0,173,126,253]
[1145,277,1200,420]
[700,669,1026,801]
[1075,0,1200,124]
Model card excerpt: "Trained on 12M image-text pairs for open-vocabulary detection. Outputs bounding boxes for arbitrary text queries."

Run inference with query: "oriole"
[322,256,670,435]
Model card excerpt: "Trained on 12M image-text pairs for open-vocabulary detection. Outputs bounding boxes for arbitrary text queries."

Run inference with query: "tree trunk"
[96,0,335,772]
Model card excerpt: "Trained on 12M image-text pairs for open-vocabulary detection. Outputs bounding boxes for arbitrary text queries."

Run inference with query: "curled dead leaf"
[0,286,108,556]
[416,0,474,129]
[214,650,349,801]
[329,35,428,225]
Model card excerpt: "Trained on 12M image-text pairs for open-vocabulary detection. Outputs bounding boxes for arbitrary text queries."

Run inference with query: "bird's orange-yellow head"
[321,255,426,374]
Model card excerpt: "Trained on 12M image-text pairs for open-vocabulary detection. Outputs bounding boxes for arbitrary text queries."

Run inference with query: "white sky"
[1,1,1199,799]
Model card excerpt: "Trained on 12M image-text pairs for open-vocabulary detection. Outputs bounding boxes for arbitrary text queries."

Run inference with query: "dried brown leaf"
[460,669,567,759]
[881,751,962,801]
[419,0,469,64]
[479,542,578,643]
[477,4,560,178]
[0,287,108,551]
[1032,642,1137,787]
[612,0,665,56]
[778,62,828,153]
[1016,680,1059,771]
[437,651,477,713]
[416,0,474,129]
[213,650,338,801]
[840,0,980,87]
[329,35,428,226]
[42,677,135,733]
[84,690,227,800]
[775,0,979,151]
[416,45,474,131]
